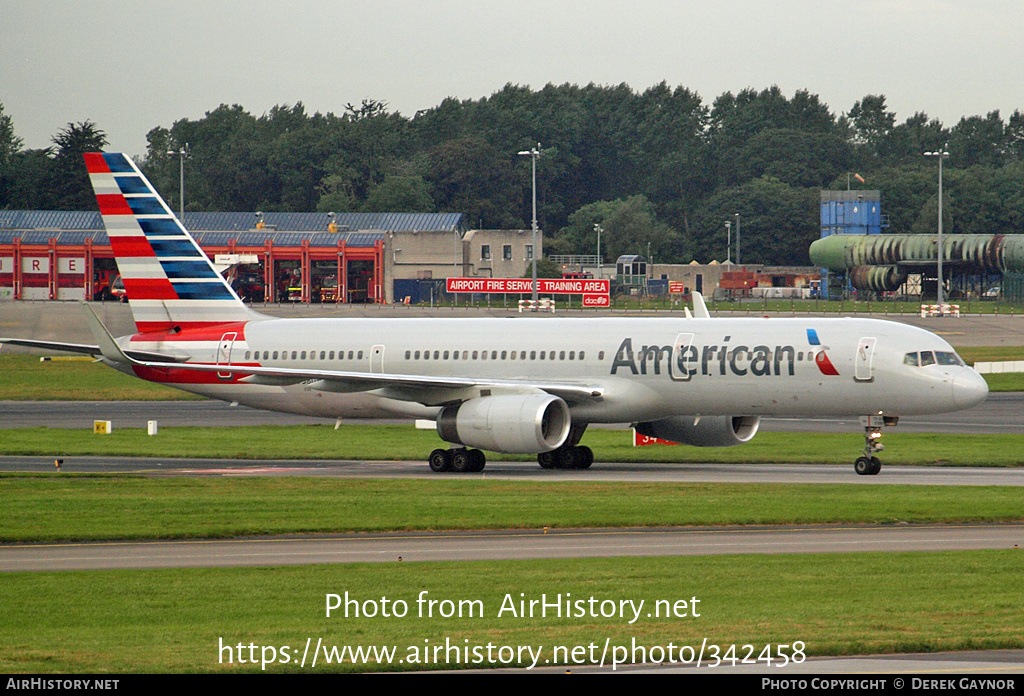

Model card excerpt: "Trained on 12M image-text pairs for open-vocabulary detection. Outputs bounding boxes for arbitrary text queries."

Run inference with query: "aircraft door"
[854,337,876,383]
[216,332,238,380]
[371,344,385,373]
[670,332,695,382]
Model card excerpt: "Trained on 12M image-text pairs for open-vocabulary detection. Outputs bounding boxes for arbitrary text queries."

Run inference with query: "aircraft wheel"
[869,456,882,475]
[576,446,594,469]
[538,451,557,469]
[451,449,474,473]
[469,449,486,472]
[854,456,872,476]
[428,449,450,472]
[555,448,578,469]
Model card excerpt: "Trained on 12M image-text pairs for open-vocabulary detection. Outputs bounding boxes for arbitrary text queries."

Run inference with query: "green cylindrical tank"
[809,234,1024,274]
[849,265,907,292]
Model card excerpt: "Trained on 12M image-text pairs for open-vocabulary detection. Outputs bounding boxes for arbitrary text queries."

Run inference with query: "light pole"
[734,213,741,266]
[924,145,950,305]
[724,220,732,263]
[166,143,190,224]
[517,143,542,303]
[593,223,603,279]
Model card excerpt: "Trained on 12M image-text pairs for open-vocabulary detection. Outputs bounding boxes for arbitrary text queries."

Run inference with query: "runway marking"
[175,467,323,475]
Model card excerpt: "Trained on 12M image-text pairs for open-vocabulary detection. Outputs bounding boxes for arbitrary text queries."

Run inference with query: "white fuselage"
[119,315,988,424]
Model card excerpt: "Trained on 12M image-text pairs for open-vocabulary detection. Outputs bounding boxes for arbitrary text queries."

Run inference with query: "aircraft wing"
[138,359,604,405]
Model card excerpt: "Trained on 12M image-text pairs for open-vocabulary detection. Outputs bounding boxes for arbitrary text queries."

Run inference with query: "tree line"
[1,85,1023,266]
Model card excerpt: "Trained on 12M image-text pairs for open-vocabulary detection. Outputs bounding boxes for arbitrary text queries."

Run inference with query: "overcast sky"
[4,1,1023,157]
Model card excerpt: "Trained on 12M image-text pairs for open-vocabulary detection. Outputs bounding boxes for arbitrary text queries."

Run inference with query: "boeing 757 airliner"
[0,153,989,475]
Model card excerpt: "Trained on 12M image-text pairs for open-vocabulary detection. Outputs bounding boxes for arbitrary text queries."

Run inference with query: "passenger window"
[920,351,936,366]
[443,351,449,360]
[530,351,536,360]
[501,351,507,360]
[491,351,497,360]
[329,351,335,360]
[434,351,440,360]
[560,351,566,360]
[569,351,575,360]
[273,351,279,360]
[358,351,364,360]
[301,351,307,360]
[904,352,919,366]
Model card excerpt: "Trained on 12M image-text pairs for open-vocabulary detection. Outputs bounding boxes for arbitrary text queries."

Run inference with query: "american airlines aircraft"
[1,153,989,475]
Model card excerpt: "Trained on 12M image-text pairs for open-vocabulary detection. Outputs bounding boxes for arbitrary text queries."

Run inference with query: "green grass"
[979,372,1024,391]
[1,551,1021,672]
[0,354,200,400]
[957,346,1024,364]
[2,475,1021,542]
[4,424,1024,467]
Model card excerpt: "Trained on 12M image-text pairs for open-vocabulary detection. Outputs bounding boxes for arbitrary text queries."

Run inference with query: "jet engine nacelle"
[437,394,571,454]
[634,415,760,447]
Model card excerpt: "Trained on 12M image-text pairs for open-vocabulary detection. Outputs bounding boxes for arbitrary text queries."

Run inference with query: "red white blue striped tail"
[84,152,259,333]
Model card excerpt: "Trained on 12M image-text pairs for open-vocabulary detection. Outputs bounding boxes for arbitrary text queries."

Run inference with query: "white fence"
[973,361,1024,374]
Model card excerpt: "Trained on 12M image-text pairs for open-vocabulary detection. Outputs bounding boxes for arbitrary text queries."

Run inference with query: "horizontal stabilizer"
[0,335,187,363]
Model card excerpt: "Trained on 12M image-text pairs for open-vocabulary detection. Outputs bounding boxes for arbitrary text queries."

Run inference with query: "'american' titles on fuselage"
[610,326,843,381]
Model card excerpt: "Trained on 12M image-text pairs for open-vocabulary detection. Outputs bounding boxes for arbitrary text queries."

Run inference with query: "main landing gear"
[854,415,898,476]
[428,448,486,473]
[537,423,592,470]
[537,445,594,470]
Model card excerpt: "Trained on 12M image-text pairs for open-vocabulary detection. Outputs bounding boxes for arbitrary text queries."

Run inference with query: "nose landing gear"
[855,415,898,475]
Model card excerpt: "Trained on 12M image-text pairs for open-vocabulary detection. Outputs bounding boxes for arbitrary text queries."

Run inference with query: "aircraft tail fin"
[83,152,261,333]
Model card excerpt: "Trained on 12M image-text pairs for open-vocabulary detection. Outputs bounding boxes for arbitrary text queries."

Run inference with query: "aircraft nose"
[952,370,988,409]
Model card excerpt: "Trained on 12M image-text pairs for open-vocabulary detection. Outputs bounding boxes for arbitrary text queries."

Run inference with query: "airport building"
[0,210,541,305]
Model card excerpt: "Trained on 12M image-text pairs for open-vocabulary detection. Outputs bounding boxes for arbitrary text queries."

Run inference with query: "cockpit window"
[905,350,965,367]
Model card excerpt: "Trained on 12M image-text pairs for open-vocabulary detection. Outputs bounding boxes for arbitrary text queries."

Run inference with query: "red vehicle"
[318,275,339,303]
[110,275,126,302]
[92,269,119,300]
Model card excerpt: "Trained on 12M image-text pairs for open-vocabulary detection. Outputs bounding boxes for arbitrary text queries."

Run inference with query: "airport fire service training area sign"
[446,278,610,306]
